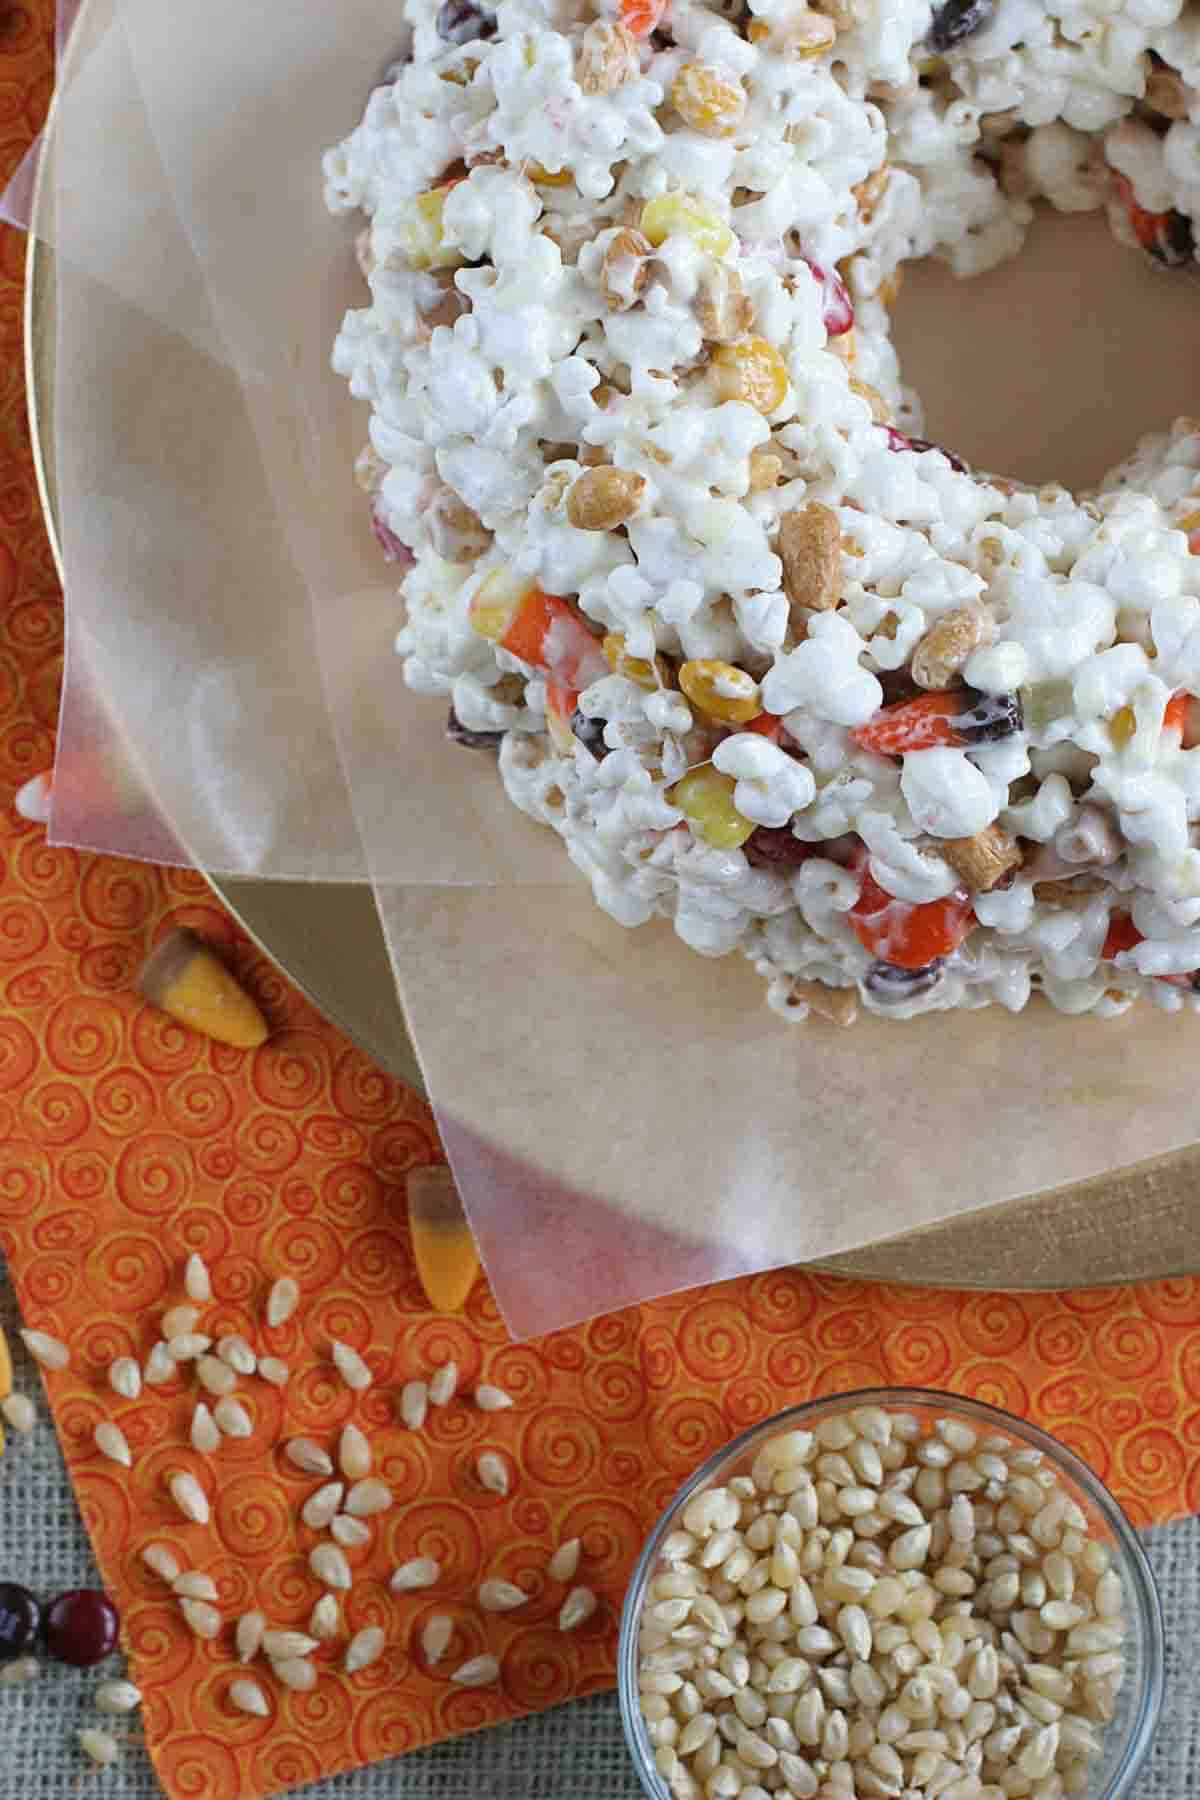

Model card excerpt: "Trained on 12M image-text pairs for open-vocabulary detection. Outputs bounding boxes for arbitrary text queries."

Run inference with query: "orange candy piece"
[137,928,269,1051]
[407,1166,480,1313]
[618,0,667,36]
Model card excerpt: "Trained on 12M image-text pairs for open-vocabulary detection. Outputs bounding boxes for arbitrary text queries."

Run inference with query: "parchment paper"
[17,0,1200,1334]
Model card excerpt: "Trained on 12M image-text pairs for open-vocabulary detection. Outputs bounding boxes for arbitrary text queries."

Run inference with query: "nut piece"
[1033,876,1108,910]
[230,1678,270,1717]
[941,824,1023,893]
[331,1515,372,1548]
[345,1626,387,1674]
[339,1423,372,1480]
[78,1729,120,1768]
[422,1614,454,1665]
[266,1277,300,1328]
[567,466,646,531]
[694,262,755,345]
[476,1451,511,1496]
[95,1680,142,1715]
[180,1598,222,1640]
[576,19,640,94]
[778,503,842,615]
[286,1438,333,1477]
[600,227,654,310]
[559,1586,598,1631]
[391,1557,441,1593]
[400,1381,429,1431]
[273,1657,317,1693]
[109,1357,142,1401]
[670,60,747,138]
[144,1343,176,1386]
[169,1470,211,1526]
[344,1478,393,1518]
[309,1595,340,1641]
[549,1539,582,1583]
[310,1543,353,1591]
[184,1253,212,1303]
[479,1579,529,1612]
[451,1654,501,1687]
[174,1571,218,1602]
[19,1329,69,1371]
[94,1422,132,1468]
[428,1360,459,1408]
[331,1340,372,1392]
[475,1384,514,1413]
[1,1393,35,1433]
[258,1357,289,1387]
[301,1481,346,1530]
[748,449,782,491]
[191,1396,222,1454]
[910,606,991,690]
[216,1335,257,1376]
[262,1630,319,1660]
[236,1610,266,1663]
[162,1305,200,1341]
[142,1544,181,1583]
[196,1355,237,1398]
[213,1397,253,1439]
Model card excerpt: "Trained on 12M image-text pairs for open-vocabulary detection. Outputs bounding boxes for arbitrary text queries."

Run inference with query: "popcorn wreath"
[326,0,1200,1024]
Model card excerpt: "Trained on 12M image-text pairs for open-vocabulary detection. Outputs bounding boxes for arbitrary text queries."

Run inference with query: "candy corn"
[137,929,269,1050]
[407,1166,479,1313]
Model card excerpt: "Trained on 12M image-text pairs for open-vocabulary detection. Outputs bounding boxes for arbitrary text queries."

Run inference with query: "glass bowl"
[619,1387,1164,1800]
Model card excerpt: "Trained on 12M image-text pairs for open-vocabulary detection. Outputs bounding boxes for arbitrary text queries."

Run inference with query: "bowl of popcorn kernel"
[619,1390,1163,1800]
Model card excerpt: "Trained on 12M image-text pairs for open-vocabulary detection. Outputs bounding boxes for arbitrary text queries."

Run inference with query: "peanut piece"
[600,228,654,311]
[940,825,1023,893]
[778,502,842,616]
[694,263,755,345]
[783,11,837,56]
[576,20,640,95]
[567,467,646,530]
[910,607,991,690]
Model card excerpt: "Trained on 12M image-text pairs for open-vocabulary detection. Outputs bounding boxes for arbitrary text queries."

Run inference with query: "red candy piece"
[849,865,975,969]
[741,712,784,742]
[618,0,667,36]
[370,506,415,568]
[45,1590,120,1667]
[802,258,854,336]
[1164,691,1190,737]
[1102,914,1144,961]
[852,690,970,755]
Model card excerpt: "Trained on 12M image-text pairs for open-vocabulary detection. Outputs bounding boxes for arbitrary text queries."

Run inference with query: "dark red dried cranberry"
[45,1590,120,1667]
[863,959,945,1001]
[743,826,815,871]
[956,689,1023,744]
[885,427,912,452]
[570,709,608,756]
[906,437,969,473]
[446,706,503,750]
[927,0,993,52]
[1147,210,1195,269]
[436,0,497,44]
[0,1585,41,1660]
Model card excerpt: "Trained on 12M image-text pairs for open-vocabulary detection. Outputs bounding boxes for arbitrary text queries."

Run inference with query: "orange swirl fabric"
[2,13,1200,1800]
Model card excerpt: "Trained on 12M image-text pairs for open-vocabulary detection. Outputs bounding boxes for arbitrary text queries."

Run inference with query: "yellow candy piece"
[603,633,669,692]
[671,765,755,849]
[408,1166,480,1313]
[1108,705,1137,748]
[526,161,574,187]
[0,1327,10,1403]
[1178,508,1200,540]
[469,567,536,643]
[711,336,790,415]
[137,929,269,1051]
[396,185,464,272]
[670,61,747,138]
[679,658,762,725]
[639,193,734,258]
